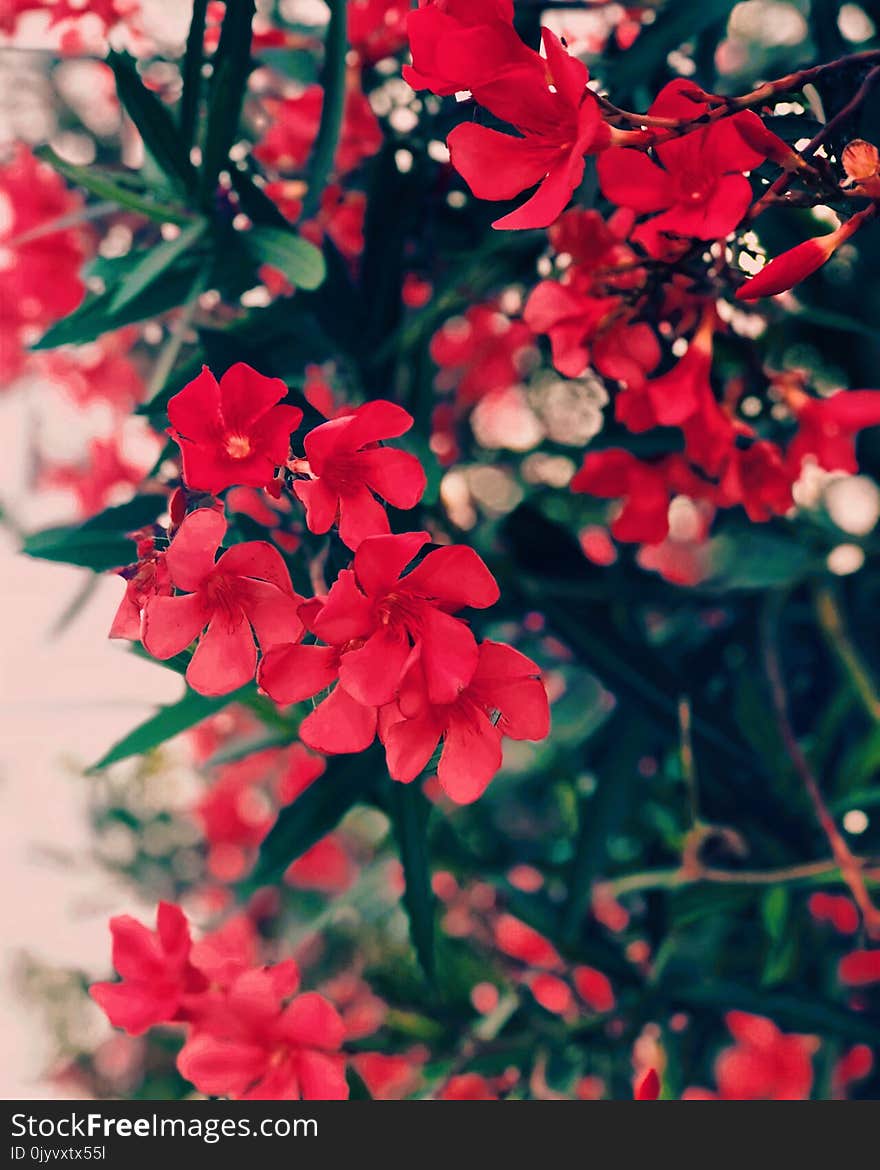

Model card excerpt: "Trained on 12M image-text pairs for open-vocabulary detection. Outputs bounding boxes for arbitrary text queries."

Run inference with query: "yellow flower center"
[224,433,252,459]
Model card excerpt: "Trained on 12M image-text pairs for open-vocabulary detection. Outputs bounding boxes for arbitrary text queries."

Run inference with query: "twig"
[814,584,880,725]
[761,596,880,939]
[749,64,880,220]
[605,856,880,898]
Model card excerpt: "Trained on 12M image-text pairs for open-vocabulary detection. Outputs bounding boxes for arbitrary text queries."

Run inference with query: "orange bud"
[842,138,880,184]
[840,138,880,198]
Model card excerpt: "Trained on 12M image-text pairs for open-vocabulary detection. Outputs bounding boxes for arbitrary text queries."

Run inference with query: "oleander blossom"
[446,29,613,230]
[167,364,303,494]
[90,904,348,1100]
[380,641,550,803]
[258,531,502,756]
[292,400,427,549]
[141,509,304,695]
[597,80,777,255]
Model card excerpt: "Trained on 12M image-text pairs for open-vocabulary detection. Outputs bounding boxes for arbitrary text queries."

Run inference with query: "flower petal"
[258,643,339,704]
[165,509,226,592]
[142,592,209,660]
[437,705,503,803]
[186,610,256,695]
[300,685,377,754]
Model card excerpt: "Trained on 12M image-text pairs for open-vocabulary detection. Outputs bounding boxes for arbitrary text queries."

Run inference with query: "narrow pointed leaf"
[389,779,437,986]
[109,219,208,312]
[245,225,326,290]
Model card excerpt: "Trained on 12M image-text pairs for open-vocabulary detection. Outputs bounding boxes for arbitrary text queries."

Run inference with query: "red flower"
[598,81,770,255]
[404,0,539,97]
[285,834,356,893]
[35,329,144,412]
[167,364,302,494]
[142,509,304,696]
[524,208,658,382]
[439,1073,498,1100]
[292,400,426,549]
[717,438,793,522]
[254,85,382,177]
[571,449,703,544]
[347,0,410,63]
[89,902,207,1036]
[838,949,880,986]
[44,435,152,518]
[379,640,549,803]
[712,1012,817,1100]
[786,389,880,475]
[572,966,615,1013]
[494,914,562,969]
[615,310,714,432]
[448,30,611,230]
[177,965,348,1100]
[266,181,367,262]
[260,532,500,755]
[430,303,534,405]
[195,761,278,882]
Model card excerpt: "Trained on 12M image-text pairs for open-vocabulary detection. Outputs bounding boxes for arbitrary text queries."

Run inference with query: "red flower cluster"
[90,903,349,1099]
[0,145,87,384]
[259,532,549,801]
[684,1012,817,1100]
[524,208,658,384]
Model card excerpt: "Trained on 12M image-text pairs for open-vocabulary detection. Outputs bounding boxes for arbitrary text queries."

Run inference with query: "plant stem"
[605,857,880,898]
[761,596,880,938]
[302,0,348,220]
[814,584,880,725]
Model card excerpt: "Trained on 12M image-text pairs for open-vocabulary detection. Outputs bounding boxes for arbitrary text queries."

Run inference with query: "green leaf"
[107,51,198,194]
[761,886,790,943]
[22,495,167,572]
[89,686,255,771]
[33,253,204,348]
[244,225,327,291]
[704,531,819,591]
[34,146,194,225]
[251,747,379,885]
[109,219,208,313]
[562,709,648,940]
[180,0,209,150]
[389,780,437,986]
[790,304,880,341]
[199,0,256,199]
[227,168,292,229]
[301,0,348,219]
